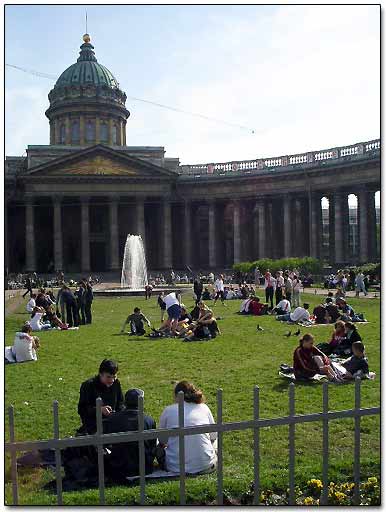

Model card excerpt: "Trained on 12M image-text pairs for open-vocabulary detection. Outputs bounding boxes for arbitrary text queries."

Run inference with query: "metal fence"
[5,378,380,506]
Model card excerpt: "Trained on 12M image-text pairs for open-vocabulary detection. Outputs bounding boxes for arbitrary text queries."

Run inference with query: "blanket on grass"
[279,370,376,383]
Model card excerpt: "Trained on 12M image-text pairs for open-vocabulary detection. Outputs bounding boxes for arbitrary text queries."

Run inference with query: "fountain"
[93,233,189,297]
[120,234,148,289]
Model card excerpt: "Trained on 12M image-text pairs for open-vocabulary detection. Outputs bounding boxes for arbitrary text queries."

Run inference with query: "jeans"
[276,313,291,321]
[66,301,79,327]
[265,287,274,309]
[85,303,92,324]
[292,290,300,307]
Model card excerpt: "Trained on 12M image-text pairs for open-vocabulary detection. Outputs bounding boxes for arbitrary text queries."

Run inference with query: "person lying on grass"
[293,333,339,381]
[77,359,124,435]
[330,342,370,380]
[121,307,151,336]
[276,303,310,324]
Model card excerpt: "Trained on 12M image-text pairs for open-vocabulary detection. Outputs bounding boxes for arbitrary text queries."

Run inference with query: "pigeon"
[293,329,301,336]
[257,324,264,332]
[284,331,292,337]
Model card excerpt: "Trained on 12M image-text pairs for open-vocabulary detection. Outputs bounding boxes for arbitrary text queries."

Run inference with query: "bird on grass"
[257,324,264,332]
[293,329,301,336]
[284,331,292,337]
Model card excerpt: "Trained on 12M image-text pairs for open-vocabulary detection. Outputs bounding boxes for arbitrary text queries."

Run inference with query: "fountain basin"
[94,285,192,297]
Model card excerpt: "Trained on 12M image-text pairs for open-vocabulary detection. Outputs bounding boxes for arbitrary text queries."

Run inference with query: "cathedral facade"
[5,35,381,273]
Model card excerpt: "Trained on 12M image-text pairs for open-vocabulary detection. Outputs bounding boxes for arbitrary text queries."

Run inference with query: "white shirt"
[29,312,45,331]
[159,402,217,474]
[26,298,36,313]
[264,277,276,290]
[276,276,285,287]
[292,279,302,292]
[163,292,180,309]
[290,307,310,322]
[277,299,291,313]
[214,279,224,292]
[13,332,37,362]
[240,298,252,312]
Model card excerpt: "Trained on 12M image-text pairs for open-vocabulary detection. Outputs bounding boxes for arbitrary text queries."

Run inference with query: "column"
[109,118,114,145]
[358,190,370,263]
[5,197,9,273]
[95,117,100,144]
[120,120,125,147]
[184,200,192,267]
[333,193,345,265]
[65,116,71,144]
[294,199,303,257]
[310,193,321,259]
[81,197,90,273]
[255,199,266,259]
[109,197,120,271]
[54,119,60,145]
[136,199,146,246]
[123,121,127,146]
[233,200,241,264]
[283,195,292,257]
[367,191,377,260]
[53,196,63,271]
[49,121,55,145]
[162,200,172,269]
[208,202,217,268]
[79,115,85,145]
[25,197,36,271]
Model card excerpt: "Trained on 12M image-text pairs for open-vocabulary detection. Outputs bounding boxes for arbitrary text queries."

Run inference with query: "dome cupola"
[45,34,130,147]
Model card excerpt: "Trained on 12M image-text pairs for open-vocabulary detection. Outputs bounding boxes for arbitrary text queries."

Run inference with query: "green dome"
[54,35,120,89]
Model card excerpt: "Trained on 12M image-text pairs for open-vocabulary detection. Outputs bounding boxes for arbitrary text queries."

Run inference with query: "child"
[331,342,369,380]
[157,292,167,322]
[121,307,151,336]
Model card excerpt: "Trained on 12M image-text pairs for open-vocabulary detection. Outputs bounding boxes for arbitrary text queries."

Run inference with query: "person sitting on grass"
[12,322,40,362]
[157,292,167,322]
[174,305,193,337]
[334,321,363,356]
[324,298,341,324]
[293,334,337,381]
[184,305,221,341]
[202,287,212,300]
[158,381,217,474]
[317,320,346,356]
[190,300,208,321]
[26,293,37,313]
[29,306,53,331]
[44,304,69,330]
[312,303,328,324]
[276,303,310,324]
[270,297,291,316]
[330,341,369,380]
[248,296,269,316]
[121,307,151,336]
[103,389,157,481]
[77,359,124,435]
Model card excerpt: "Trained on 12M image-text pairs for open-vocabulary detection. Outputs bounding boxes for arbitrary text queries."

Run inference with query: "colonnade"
[7,186,379,273]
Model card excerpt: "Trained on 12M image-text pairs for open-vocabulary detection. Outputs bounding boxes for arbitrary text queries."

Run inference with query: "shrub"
[233,257,322,275]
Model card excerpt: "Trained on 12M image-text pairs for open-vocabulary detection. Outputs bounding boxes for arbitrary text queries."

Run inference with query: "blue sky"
[5,4,380,171]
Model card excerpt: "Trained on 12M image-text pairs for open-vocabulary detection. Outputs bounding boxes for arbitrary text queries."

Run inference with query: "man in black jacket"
[193,277,204,305]
[103,389,157,482]
[77,359,124,435]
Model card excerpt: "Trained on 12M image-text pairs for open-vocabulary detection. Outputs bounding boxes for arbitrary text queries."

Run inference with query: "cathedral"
[5,35,381,274]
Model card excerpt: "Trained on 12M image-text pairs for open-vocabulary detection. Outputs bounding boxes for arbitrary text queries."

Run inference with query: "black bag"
[62,445,98,484]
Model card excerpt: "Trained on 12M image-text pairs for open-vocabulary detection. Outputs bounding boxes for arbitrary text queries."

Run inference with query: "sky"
[5,4,380,172]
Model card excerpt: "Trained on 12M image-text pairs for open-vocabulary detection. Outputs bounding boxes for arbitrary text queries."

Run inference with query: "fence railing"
[178,138,380,176]
[5,378,380,506]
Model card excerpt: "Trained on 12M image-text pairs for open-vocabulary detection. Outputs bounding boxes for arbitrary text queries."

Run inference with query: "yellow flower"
[304,497,315,505]
[368,477,377,484]
[334,492,346,502]
[308,479,323,488]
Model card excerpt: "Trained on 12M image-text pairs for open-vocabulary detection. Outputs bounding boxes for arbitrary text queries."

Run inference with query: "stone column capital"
[108,194,120,205]
[80,195,91,204]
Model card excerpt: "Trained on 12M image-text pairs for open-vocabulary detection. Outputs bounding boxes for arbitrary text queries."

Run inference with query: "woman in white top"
[26,294,36,313]
[29,306,53,331]
[292,275,302,308]
[13,322,40,362]
[159,381,217,474]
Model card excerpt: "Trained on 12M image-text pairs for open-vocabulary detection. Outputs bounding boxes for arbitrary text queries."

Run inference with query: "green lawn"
[5,291,380,505]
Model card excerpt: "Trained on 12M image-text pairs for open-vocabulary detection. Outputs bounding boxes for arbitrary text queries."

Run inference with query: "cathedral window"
[71,121,80,143]
[59,124,66,144]
[86,120,95,142]
[100,122,108,142]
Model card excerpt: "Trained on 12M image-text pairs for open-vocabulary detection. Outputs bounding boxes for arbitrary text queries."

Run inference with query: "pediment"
[26,144,177,179]
[48,155,139,176]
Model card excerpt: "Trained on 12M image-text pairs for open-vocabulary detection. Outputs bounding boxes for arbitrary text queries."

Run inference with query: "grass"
[5,290,380,505]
